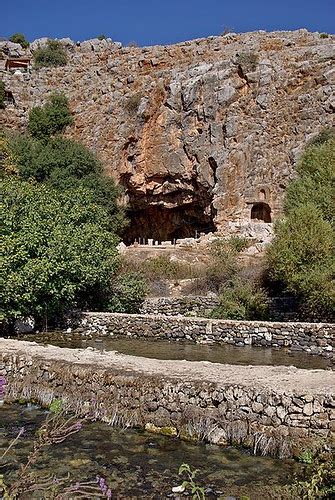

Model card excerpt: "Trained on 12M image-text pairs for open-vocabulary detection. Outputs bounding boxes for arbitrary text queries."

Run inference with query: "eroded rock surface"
[1,30,334,240]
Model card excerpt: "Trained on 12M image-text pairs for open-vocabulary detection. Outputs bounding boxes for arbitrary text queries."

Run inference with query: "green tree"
[7,134,126,233]
[1,177,120,325]
[34,39,67,68]
[28,92,73,139]
[284,136,335,222]
[267,133,335,319]
[9,33,29,48]
[267,204,334,318]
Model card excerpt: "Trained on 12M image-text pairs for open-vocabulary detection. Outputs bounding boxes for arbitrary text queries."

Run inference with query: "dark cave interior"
[122,204,217,244]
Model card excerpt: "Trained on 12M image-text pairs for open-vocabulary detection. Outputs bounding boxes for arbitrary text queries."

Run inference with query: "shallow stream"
[1,404,304,499]
[17,331,332,370]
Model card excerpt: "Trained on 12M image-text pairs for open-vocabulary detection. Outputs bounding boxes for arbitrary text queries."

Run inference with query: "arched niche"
[259,189,266,201]
[251,202,272,223]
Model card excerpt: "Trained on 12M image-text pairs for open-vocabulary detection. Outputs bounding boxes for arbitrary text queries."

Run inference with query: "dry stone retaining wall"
[1,340,334,458]
[76,312,334,358]
[140,296,220,316]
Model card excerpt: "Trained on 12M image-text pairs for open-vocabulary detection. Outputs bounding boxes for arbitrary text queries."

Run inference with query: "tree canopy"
[267,131,335,319]
[28,93,73,139]
[1,177,120,324]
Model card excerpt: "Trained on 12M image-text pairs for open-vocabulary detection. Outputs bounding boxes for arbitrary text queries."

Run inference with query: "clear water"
[17,331,332,370]
[0,404,304,499]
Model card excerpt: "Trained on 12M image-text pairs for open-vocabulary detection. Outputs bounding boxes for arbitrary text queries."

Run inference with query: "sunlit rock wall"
[1,30,334,239]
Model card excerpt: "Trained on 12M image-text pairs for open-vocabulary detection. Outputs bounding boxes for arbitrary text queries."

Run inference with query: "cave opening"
[122,204,217,245]
[251,202,272,223]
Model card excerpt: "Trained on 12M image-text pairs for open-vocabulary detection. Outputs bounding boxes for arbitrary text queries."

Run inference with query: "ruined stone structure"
[1,31,334,241]
[1,339,334,458]
[75,312,334,360]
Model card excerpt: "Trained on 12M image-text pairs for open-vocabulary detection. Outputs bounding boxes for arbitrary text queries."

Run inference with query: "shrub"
[0,136,17,175]
[227,236,249,253]
[7,134,126,233]
[284,135,334,223]
[126,93,142,114]
[28,92,73,139]
[9,33,29,48]
[0,80,5,109]
[107,272,148,313]
[1,177,120,324]
[320,33,329,38]
[268,129,334,319]
[34,39,67,68]
[267,204,334,319]
[307,127,334,147]
[236,51,258,73]
[211,278,269,320]
[97,34,107,40]
[138,255,194,281]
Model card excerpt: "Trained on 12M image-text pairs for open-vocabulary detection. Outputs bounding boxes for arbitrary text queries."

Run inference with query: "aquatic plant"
[288,450,335,499]
[175,463,205,499]
[298,449,314,464]
[0,401,112,499]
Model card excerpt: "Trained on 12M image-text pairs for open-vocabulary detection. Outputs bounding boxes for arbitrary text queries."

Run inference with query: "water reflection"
[18,332,332,370]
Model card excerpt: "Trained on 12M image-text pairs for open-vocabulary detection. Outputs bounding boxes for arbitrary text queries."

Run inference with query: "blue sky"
[2,0,334,46]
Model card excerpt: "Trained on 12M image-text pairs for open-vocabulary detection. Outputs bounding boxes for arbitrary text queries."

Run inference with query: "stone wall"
[140,296,220,316]
[140,295,305,322]
[1,339,334,458]
[76,312,334,359]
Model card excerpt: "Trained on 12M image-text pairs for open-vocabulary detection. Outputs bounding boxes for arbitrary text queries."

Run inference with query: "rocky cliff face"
[1,30,334,241]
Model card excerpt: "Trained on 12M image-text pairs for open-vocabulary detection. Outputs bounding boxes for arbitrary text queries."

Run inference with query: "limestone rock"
[1,30,334,242]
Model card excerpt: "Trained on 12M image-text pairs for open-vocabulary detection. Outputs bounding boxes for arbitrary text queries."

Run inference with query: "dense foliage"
[211,278,269,320]
[1,93,148,326]
[0,81,5,109]
[207,240,269,320]
[267,132,335,319]
[1,178,120,324]
[107,272,148,313]
[9,33,29,48]
[28,93,73,139]
[7,94,125,233]
[34,39,67,68]
[8,134,125,233]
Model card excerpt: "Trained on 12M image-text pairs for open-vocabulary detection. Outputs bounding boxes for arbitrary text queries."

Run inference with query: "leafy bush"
[268,132,335,319]
[126,93,142,114]
[34,39,67,68]
[284,135,334,223]
[107,272,147,313]
[97,34,107,40]
[211,278,269,320]
[0,136,17,175]
[320,33,329,38]
[0,80,5,109]
[267,204,334,318]
[1,177,120,324]
[137,255,195,281]
[9,33,29,48]
[8,134,126,233]
[236,51,258,73]
[28,92,73,139]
